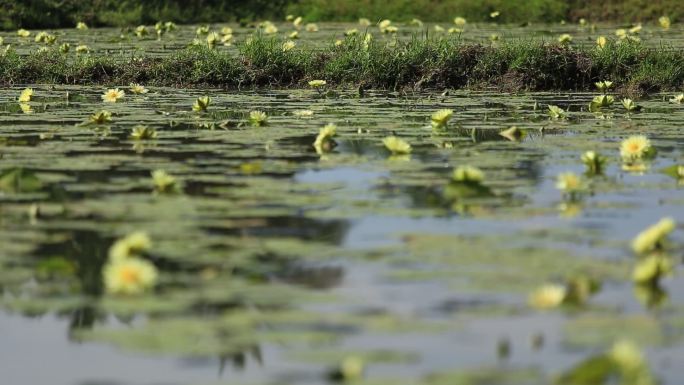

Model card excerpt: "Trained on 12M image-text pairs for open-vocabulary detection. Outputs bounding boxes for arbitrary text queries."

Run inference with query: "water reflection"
[0,86,683,385]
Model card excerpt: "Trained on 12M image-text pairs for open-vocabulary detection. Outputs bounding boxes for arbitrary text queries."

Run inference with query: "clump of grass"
[1,37,683,93]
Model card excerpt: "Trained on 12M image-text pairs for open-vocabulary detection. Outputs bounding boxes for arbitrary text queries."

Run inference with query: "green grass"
[1,0,682,29]
[2,37,683,94]
[287,0,568,24]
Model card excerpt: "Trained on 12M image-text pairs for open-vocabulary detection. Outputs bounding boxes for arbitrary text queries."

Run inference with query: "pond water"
[1,21,684,385]
[1,84,683,385]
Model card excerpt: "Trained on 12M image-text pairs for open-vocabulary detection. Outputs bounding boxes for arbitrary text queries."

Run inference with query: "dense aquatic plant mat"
[1,37,683,93]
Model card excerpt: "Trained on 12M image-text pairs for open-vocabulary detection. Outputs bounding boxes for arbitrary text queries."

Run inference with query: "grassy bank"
[0,0,289,30]
[1,37,683,94]
[289,0,683,24]
[1,0,682,30]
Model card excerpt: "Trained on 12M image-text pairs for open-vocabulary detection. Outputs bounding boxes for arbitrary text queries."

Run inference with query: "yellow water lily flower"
[75,44,89,54]
[528,284,566,309]
[595,80,613,92]
[547,105,566,119]
[221,34,233,45]
[410,18,423,27]
[249,110,269,126]
[629,23,642,34]
[555,172,584,194]
[378,20,397,33]
[289,31,299,39]
[18,88,33,102]
[620,135,653,161]
[130,125,157,140]
[108,231,152,261]
[308,79,327,88]
[490,11,500,18]
[152,169,181,194]
[34,31,48,43]
[129,83,149,94]
[621,98,639,112]
[431,109,454,129]
[358,18,371,26]
[206,32,220,48]
[632,254,673,284]
[596,36,607,49]
[344,28,358,37]
[659,16,671,29]
[305,23,319,32]
[589,94,615,112]
[631,217,676,255]
[192,96,210,112]
[263,22,278,35]
[382,136,411,155]
[293,17,303,29]
[135,25,149,37]
[453,17,467,26]
[313,123,337,154]
[221,27,233,35]
[669,94,684,104]
[579,18,587,26]
[558,34,573,44]
[76,21,88,30]
[59,43,70,53]
[362,33,373,49]
[293,109,314,117]
[448,27,463,34]
[103,257,158,295]
[489,33,500,41]
[89,110,112,124]
[339,356,364,381]
[452,166,484,183]
[195,25,209,36]
[590,94,614,109]
[154,21,165,37]
[282,40,296,52]
[434,25,446,33]
[17,29,30,37]
[609,340,648,373]
[164,21,177,32]
[615,28,627,39]
[102,88,125,103]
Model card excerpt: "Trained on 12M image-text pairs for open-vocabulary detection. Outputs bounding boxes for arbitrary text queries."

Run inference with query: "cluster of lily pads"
[3,17,683,383]
[14,70,683,309]
[559,16,673,48]
[3,12,677,61]
[526,84,682,315]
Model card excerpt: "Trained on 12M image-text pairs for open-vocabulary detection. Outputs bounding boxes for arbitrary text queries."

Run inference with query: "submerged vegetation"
[1,37,684,93]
